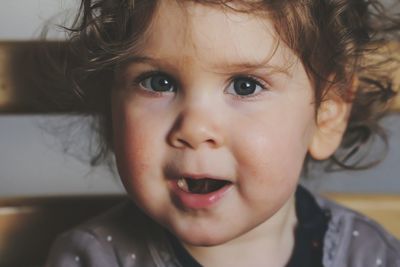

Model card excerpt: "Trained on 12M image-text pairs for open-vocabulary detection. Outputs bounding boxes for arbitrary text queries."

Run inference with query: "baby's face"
[112,0,318,246]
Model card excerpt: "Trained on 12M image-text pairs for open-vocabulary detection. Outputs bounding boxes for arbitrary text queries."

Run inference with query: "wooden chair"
[0,41,399,267]
[0,196,125,267]
[326,194,400,238]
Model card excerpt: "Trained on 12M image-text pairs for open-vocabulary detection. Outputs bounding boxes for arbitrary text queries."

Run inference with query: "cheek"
[232,112,312,191]
[112,103,160,191]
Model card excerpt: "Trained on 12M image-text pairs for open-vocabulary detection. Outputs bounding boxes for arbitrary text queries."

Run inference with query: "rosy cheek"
[231,117,306,195]
[113,109,148,178]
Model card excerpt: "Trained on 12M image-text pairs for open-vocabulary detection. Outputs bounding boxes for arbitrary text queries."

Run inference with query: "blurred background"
[0,0,399,197]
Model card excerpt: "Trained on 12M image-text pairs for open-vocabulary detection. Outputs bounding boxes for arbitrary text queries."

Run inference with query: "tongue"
[186,178,228,194]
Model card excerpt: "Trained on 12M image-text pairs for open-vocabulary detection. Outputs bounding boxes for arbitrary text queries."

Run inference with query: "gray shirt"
[46,194,400,267]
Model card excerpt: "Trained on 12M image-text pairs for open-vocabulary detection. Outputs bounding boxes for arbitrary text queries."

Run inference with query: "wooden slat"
[0,41,73,113]
[393,94,400,110]
[366,42,400,111]
[0,195,125,267]
[0,41,399,113]
[325,193,400,238]
[0,43,11,109]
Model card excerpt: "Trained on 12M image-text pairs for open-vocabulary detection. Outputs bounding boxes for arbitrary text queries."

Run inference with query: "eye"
[226,76,266,96]
[139,73,176,92]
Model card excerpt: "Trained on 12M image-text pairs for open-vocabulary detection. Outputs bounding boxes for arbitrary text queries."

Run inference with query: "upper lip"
[163,164,232,182]
[180,173,231,182]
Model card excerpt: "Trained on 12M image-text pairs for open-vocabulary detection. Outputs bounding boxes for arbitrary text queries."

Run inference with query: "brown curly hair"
[62,0,400,170]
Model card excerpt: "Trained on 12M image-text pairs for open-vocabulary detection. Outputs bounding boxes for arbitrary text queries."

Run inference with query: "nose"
[167,106,225,150]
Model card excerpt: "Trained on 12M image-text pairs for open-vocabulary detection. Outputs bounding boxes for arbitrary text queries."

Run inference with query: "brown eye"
[140,74,176,92]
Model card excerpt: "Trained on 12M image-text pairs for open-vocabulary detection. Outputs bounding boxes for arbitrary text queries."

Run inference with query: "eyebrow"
[119,55,292,77]
[212,61,292,77]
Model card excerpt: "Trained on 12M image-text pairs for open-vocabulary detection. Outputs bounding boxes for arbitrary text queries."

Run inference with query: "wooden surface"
[325,193,400,239]
[0,195,125,267]
[0,41,74,113]
[0,41,399,113]
[0,41,46,112]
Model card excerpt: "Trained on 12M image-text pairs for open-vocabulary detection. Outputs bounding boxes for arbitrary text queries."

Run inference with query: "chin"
[172,226,238,247]
[181,235,228,247]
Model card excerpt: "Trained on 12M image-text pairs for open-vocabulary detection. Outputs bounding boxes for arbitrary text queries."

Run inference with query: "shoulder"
[46,201,177,267]
[315,195,400,267]
[46,227,118,267]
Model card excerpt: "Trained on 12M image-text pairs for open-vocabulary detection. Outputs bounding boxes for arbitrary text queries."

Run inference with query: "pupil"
[151,75,172,92]
[234,79,256,95]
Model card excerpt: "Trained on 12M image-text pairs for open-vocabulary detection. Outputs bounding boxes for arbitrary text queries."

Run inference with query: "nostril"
[171,136,219,150]
[176,138,194,149]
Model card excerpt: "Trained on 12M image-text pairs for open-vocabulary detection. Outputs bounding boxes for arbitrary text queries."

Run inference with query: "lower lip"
[170,181,232,209]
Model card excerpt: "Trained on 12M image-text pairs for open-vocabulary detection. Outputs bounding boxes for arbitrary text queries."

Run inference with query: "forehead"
[139,0,295,72]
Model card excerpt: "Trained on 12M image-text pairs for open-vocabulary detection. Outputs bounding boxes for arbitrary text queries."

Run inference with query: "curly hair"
[61,0,400,170]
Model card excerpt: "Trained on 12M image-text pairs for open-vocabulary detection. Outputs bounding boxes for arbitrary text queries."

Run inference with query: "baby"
[46,0,400,266]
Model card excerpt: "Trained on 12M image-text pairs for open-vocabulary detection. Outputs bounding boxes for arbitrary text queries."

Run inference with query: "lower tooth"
[177,178,189,192]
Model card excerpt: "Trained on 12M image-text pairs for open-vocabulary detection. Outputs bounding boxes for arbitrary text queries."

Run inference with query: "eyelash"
[132,71,270,99]
[227,75,269,100]
[133,70,177,95]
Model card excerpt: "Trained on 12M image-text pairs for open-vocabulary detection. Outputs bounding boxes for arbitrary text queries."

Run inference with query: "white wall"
[0,115,124,196]
[0,0,399,196]
[0,0,79,40]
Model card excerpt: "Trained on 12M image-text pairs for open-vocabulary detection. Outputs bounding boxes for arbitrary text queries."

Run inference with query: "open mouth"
[177,177,232,194]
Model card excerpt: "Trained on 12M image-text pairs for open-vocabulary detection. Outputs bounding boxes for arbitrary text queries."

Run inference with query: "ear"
[308,93,351,160]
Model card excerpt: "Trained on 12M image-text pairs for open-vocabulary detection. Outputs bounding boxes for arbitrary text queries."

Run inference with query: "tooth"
[204,180,210,193]
[177,178,189,192]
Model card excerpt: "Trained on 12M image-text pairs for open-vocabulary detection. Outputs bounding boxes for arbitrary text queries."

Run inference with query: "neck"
[183,195,297,267]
